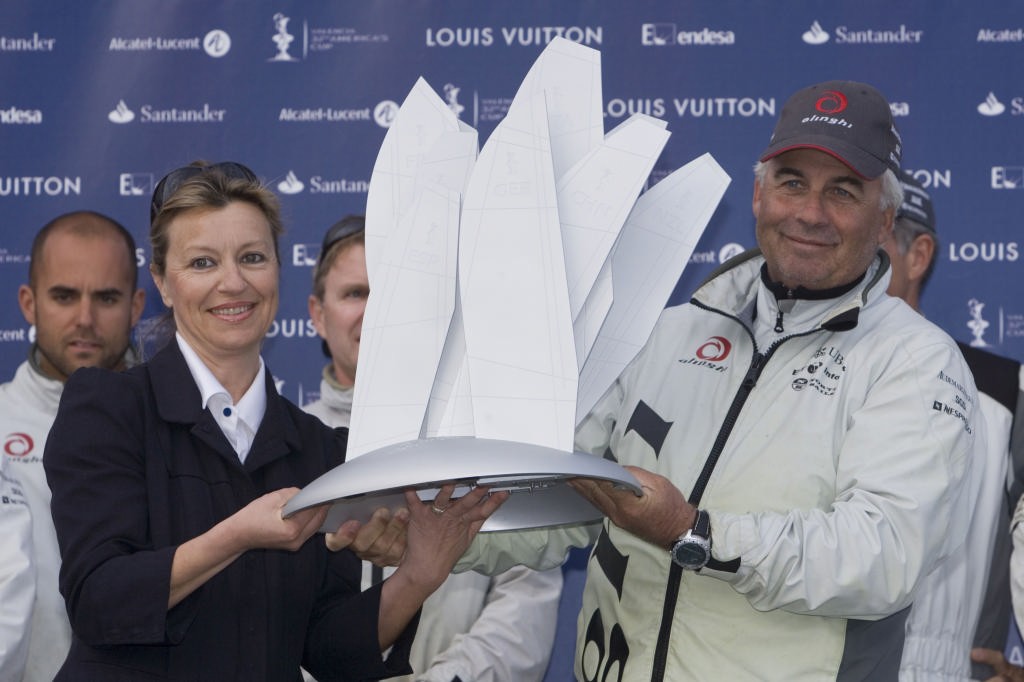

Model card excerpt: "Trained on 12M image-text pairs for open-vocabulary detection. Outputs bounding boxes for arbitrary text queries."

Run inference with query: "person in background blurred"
[0,447,33,680]
[0,211,145,681]
[43,162,504,680]
[882,171,1024,682]
[305,214,562,682]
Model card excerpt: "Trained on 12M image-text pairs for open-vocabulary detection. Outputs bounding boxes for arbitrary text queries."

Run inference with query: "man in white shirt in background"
[304,215,564,682]
[0,211,145,681]
[0,453,33,680]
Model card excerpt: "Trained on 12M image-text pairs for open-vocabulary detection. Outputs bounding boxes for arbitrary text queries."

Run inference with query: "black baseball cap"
[317,214,365,266]
[897,171,936,233]
[760,80,902,179]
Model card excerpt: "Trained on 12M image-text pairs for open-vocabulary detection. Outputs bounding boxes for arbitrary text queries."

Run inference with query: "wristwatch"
[670,509,712,570]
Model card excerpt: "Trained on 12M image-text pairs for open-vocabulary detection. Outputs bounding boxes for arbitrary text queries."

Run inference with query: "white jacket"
[901,342,1012,681]
[900,389,1001,682]
[0,441,33,682]
[0,358,71,682]
[460,251,977,681]
[1010,495,1024,656]
[304,369,563,682]
[959,344,1024,680]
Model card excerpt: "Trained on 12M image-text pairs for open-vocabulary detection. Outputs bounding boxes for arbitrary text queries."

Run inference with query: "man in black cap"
[460,80,979,680]
[883,172,1024,681]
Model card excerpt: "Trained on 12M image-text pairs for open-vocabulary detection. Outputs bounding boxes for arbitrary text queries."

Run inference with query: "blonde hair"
[149,161,284,276]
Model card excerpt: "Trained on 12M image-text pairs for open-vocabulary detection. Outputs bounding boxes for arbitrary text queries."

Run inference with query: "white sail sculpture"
[363,77,464,281]
[558,114,671,368]
[346,182,462,457]
[433,37,603,448]
[284,38,731,532]
[457,93,577,451]
[347,82,478,458]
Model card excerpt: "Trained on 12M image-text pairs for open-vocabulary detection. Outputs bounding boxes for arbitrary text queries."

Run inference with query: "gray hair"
[892,215,939,289]
[752,161,903,212]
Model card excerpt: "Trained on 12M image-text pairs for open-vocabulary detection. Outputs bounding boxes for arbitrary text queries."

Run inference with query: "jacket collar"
[147,341,302,471]
[319,364,354,411]
[17,351,64,413]
[693,247,892,332]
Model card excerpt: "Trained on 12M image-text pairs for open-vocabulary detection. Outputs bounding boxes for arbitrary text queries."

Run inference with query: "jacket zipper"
[649,341,769,682]
[649,303,826,682]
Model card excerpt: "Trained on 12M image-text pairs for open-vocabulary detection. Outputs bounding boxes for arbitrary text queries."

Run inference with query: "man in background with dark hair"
[882,173,1024,681]
[0,211,145,681]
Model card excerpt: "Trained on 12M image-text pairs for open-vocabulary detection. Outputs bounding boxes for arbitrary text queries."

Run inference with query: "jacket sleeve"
[702,339,977,619]
[303,567,417,681]
[1011,494,1024,635]
[1009,365,1024,496]
[900,394,1001,678]
[416,566,563,682]
[0,456,34,680]
[43,368,179,646]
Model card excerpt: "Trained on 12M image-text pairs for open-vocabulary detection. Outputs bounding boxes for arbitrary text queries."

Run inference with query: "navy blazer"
[44,341,415,681]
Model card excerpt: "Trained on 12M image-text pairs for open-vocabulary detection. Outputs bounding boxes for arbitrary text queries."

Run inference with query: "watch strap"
[691,509,710,540]
[706,556,741,573]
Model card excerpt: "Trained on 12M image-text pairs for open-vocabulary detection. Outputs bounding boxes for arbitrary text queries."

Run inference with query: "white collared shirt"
[175,333,267,463]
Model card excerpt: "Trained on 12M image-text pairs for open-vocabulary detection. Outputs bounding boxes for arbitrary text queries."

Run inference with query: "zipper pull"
[774,309,784,333]
[742,353,766,389]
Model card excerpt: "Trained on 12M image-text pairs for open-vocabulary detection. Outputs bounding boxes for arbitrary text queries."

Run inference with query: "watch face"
[672,541,709,568]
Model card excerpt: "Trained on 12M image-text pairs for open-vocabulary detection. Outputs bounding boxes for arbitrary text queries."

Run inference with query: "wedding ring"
[431,502,449,515]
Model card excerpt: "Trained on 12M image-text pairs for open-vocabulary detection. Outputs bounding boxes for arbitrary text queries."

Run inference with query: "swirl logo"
[373,100,399,128]
[695,336,732,362]
[3,432,34,457]
[203,30,231,58]
[815,90,848,114]
[718,242,745,264]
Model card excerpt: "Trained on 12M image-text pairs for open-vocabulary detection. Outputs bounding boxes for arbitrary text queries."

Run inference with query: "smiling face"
[151,201,279,369]
[754,148,895,291]
[308,242,368,387]
[19,228,144,382]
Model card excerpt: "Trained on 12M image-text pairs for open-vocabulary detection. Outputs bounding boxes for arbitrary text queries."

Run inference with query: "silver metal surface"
[282,437,642,532]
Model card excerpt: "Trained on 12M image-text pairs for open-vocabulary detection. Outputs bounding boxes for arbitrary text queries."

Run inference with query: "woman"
[43,161,504,680]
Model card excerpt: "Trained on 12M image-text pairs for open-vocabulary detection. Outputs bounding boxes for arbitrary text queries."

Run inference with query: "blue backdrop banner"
[3,2,1024,677]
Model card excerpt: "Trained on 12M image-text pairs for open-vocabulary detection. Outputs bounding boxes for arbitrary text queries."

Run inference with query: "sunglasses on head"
[150,161,258,222]
[318,216,365,265]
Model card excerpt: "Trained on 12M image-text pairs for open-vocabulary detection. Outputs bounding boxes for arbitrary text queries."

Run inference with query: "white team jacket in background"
[1010,496,1024,655]
[0,444,33,682]
[900,389,1001,681]
[0,358,71,681]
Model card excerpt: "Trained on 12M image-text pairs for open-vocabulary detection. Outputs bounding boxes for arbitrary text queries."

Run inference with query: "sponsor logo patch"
[790,346,847,395]
[679,336,732,373]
